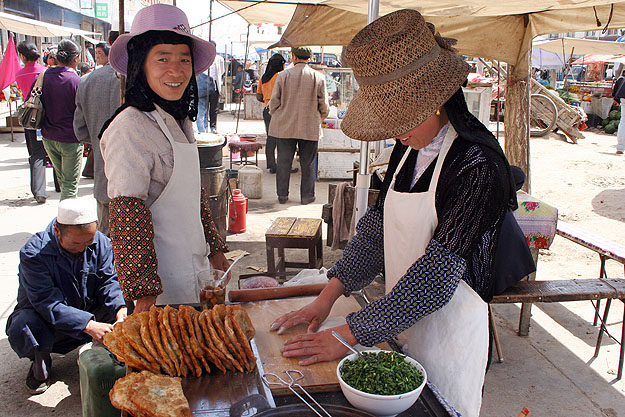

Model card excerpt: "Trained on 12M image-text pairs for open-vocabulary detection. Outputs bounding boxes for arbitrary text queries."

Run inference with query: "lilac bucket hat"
[109,4,215,76]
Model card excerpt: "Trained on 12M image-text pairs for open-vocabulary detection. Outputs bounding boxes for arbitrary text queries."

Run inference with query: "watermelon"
[605,121,618,134]
[602,118,610,127]
[609,110,621,120]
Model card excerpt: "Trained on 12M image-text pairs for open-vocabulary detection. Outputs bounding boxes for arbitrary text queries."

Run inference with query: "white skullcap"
[57,198,98,225]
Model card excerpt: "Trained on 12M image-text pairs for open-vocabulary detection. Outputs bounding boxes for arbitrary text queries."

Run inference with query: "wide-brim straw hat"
[109,4,215,76]
[341,9,470,142]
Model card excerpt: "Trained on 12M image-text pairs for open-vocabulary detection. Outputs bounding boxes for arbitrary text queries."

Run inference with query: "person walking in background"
[15,41,47,204]
[77,62,93,76]
[612,69,625,155]
[208,41,224,133]
[74,47,121,235]
[196,69,210,133]
[38,39,83,200]
[232,65,249,104]
[94,42,109,67]
[45,49,57,67]
[257,53,285,173]
[268,46,329,205]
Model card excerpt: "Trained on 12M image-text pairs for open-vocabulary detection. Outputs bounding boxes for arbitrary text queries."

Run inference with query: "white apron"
[148,110,210,305]
[383,125,488,417]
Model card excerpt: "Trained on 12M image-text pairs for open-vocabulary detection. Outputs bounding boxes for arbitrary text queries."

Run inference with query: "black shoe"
[290,168,299,173]
[26,364,50,395]
[278,196,288,204]
[301,196,316,205]
[34,196,46,204]
[269,168,276,174]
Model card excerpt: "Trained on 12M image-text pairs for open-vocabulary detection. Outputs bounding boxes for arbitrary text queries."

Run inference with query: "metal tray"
[185,339,275,417]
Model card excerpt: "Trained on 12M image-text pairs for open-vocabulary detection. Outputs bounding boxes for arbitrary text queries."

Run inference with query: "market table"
[180,338,451,417]
[177,293,453,416]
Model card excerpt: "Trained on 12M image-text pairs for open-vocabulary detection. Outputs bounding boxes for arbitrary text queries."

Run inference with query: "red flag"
[0,37,22,91]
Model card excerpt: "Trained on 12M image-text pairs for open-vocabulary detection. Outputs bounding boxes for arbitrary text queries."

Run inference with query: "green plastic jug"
[78,345,126,417]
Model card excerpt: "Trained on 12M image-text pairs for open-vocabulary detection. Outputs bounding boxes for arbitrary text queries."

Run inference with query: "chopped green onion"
[340,351,423,396]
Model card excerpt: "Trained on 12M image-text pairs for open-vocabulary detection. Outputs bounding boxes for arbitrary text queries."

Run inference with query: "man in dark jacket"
[5,198,127,394]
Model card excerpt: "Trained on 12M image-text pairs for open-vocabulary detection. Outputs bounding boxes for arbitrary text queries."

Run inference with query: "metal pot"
[229,394,376,417]
[198,136,227,168]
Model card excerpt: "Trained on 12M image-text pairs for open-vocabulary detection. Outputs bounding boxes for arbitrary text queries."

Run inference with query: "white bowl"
[336,349,427,417]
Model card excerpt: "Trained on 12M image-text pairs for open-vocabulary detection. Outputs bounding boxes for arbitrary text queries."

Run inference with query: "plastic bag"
[282,267,329,287]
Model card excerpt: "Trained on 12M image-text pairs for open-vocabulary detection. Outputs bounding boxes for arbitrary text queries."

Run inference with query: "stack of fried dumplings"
[103,304,256,377]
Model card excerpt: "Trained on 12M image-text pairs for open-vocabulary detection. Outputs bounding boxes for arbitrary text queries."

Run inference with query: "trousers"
[276,138,317,200]
[263,107,277,171]
[6,306,116,359]
[197,96,209,133]
[209,89,219,129]
[24,129,47,199]
[618,99,625,152]
[42,139,83,200]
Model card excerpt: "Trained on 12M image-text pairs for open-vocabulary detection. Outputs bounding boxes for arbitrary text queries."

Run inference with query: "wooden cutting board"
[241,295,370,396]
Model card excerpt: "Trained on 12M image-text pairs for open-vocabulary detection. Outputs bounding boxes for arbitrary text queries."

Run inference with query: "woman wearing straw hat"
[100,4,229,313]
[271,9,533,416]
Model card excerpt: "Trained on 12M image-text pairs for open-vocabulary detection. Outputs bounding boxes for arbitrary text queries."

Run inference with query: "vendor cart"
[530,78,585,143]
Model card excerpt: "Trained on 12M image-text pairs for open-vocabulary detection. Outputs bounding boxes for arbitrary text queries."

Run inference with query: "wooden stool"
[266,217,323,279]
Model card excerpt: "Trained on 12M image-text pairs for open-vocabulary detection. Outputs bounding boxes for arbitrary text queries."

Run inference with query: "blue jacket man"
[6,198,127,394]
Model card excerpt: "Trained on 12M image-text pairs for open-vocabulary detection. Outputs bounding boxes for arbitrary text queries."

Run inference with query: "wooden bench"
[265,217,323,280]
[491,278,625,380]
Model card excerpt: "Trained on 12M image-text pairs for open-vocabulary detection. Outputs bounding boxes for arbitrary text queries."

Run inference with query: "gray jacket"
[73,64,121,203]
[269,63,329,141]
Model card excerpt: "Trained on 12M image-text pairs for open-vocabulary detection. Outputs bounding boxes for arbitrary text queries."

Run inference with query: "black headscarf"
[376,86,517,213]
[99,30,198,138]
[444,87,518,211]
[261,54,285,84]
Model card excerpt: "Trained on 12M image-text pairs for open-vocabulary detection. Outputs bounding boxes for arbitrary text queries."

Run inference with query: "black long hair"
[261,53,286,84]
[99,30,198,138]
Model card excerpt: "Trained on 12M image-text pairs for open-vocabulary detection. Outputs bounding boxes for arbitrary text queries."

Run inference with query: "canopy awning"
[79,34,106,45]
[0,11,101,38]
[571,54,624,64]
[219,1,625,79]
[535,37,625,55]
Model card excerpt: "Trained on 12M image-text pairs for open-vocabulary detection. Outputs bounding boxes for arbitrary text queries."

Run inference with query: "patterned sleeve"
[109,196,162,300]
[346,240,466,346]
[327,205,385,293]
[200,187,228,257]
[432,145,507,298]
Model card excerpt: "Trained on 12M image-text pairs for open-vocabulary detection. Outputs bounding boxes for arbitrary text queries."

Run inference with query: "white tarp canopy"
[219,1,625,79]
[80,34,106,45]
[535,37,625,55]
[532,47,569,70]
[0,11,101,38]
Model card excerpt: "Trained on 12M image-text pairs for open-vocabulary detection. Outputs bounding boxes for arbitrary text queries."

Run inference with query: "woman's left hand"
[209,251,230,272]
[280,324,354,366]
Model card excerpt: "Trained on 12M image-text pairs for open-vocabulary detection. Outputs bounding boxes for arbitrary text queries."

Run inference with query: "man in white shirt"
[208,40,225,133]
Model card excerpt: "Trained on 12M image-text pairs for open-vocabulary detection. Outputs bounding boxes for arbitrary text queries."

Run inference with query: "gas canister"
[78,345,126,417]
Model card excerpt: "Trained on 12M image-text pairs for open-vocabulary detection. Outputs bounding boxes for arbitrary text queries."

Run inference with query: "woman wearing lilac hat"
[100,4,229,313]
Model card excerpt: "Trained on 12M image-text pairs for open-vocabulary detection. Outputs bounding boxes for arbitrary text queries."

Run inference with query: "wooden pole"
[235,24,250,133]
[505,66,531,193]
[119,0,125,104]
[209,0,213,41]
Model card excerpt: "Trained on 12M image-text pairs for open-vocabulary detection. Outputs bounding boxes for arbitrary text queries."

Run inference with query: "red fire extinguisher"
[228,189,248,233]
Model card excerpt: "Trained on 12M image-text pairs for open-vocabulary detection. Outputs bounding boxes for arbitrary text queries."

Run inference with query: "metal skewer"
[262,370,332,417]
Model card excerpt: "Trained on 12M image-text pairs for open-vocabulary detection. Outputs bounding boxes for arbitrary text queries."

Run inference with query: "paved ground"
[0,109,624,416]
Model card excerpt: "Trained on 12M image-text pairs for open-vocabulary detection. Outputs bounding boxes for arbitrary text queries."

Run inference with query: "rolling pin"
[228,283,327,302]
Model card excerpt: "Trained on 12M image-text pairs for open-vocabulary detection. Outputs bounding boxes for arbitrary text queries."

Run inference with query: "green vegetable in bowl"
[339,351,423,396]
